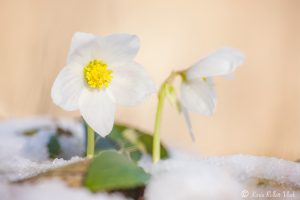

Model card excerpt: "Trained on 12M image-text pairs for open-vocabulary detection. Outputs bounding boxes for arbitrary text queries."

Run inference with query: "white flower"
[51,32,155,137]
[180,48,245,138]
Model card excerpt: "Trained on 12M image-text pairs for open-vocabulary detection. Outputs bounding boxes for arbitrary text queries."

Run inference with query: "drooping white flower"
[51,32,155,137]
[180,48,245,138]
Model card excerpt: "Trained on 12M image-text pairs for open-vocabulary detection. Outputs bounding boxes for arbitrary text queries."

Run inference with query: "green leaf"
[93,123,169,161]
[47,135,61,159]
[121,127,169,159]
[137,133,169,159]
[84,151,150,192]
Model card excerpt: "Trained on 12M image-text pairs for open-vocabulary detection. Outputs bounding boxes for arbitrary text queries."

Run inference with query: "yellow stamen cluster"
[83,60,113,89]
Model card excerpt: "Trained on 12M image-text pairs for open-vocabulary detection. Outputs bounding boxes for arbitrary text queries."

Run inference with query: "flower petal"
[51,63,84,111]
[67,32,97,60]
[108,62,155,106]
[67,33,140,67]
[186,48,245,79]
[180,79,216,115]
[67,33,101,66]
[181,106,196,141]
[79,89,115,137]
[98,33,140,66]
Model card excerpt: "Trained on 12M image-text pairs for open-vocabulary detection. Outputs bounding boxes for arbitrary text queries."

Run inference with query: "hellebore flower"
[180,48,245,137]
[51,32,155,137]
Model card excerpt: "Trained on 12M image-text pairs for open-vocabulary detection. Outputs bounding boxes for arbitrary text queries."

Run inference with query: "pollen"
[83,60,113,89]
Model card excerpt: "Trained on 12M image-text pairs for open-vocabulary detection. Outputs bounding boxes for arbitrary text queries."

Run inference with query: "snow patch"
[0,179,129,200]
[0,154,83,181]
[1,117,300,200]
[145,163,242,200]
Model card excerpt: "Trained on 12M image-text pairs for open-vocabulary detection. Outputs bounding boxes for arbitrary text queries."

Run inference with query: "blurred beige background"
[0,0,300,160]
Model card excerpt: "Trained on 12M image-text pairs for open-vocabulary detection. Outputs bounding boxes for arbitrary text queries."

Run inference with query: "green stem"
[152,86,166,163]
[86,125,95,159]
[152,71,179,163]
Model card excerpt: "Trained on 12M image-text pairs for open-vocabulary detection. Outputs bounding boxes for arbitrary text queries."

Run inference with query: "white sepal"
[99,33,140,66]
[67,32,97,62]
[182,106,196,141]
[180,79,216,116]
[79,89,115,137]
[109,61,155,106]
[51,63,85,111]
[186,48,245,80]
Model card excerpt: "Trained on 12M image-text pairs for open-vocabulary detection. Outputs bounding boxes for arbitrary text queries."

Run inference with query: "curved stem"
[86,125,95,159]
[152,71,179,163]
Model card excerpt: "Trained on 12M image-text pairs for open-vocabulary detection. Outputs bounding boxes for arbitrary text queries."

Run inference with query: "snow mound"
[206,154,300,187]
[142,152,300,188]
[0,179,129,200]
[0,117,85,162]
[145,163,242,200]
[0,154,83,181]
[140,151,300,200]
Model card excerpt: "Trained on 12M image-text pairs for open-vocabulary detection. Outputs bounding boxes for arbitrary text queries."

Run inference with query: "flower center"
[83,59,113,89]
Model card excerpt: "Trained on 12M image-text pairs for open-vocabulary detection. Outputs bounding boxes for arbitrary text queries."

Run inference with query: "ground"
[1,117,300,200]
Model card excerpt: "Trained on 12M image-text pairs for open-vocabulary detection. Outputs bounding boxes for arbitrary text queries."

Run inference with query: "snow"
[145,163,242,200]
[0,117,85,181]
[0,154,83,181]
[206,154,300,187]
[143,151,300,187]
[0,117,131,200]
[0,179,129,200]
[0,117,85,162]
[141,151,300,200]
[22,130,53,161]
[1,117,300,200]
